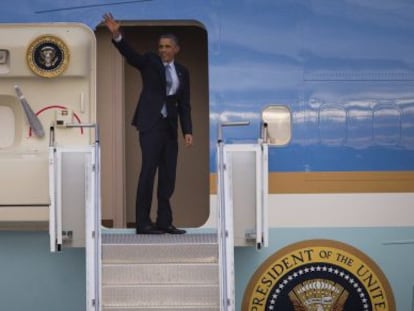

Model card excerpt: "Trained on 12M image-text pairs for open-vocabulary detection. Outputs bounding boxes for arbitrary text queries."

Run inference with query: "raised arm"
[103,13,121,38]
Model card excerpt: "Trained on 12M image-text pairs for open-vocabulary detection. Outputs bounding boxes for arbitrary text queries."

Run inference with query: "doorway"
[96,22,209,228]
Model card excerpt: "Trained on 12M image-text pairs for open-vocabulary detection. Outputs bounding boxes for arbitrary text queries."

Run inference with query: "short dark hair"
[159,33,179,46]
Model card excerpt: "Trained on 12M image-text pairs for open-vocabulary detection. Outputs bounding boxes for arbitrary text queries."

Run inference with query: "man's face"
[158,38,179,63]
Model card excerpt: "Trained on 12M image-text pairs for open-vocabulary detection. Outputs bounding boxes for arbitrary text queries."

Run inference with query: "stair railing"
[216,120,249,311]
[48,123,101,311]
[83,123,102,311]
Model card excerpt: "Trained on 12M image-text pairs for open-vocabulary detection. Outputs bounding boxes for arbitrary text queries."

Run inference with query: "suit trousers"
[136,117,178,229]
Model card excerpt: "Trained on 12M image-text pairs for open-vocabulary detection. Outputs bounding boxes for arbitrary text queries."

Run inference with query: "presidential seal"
[27,35,69,78]
[242,240,395,311]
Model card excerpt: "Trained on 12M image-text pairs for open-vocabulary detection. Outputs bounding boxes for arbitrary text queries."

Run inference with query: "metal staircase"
[49,120,269,311]
[48,122,232,311]
[101,232,220,311]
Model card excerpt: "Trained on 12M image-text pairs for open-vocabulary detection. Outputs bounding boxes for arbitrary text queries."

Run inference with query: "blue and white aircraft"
[0,1,413,310]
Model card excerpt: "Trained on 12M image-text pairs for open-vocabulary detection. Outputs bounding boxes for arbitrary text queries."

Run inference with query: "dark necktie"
[161,64,172,117]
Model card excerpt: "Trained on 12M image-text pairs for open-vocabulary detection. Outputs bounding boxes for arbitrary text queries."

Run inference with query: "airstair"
[48,120,270,311]
[48,123,226,311]
[101,233,219,310]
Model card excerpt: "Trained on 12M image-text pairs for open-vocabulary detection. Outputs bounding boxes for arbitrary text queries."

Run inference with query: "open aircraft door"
[0,24,97,244]
[0,23,100,311]
[0,23,100,310]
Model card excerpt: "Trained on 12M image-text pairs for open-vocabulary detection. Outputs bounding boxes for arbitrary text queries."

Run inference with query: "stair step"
[102,284,219,307]
[102,263,218,285]
[101,232,219,309]
[102,233,218,264]
[103,307,219,311]
[102,232,217,245]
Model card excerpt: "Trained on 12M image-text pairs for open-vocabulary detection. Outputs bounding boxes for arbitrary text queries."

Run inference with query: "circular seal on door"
[27,35,69,78]
[242,239,395,311]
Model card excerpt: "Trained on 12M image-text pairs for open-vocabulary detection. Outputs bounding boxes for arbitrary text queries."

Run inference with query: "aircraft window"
[262,105,292,146]
[0,49,8,63]
[0,49,9,74]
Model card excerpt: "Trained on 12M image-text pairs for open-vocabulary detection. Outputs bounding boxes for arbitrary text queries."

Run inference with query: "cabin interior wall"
[96,28,126,227]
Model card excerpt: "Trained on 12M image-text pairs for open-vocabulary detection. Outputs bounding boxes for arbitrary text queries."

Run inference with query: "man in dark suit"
[103,13,193,234]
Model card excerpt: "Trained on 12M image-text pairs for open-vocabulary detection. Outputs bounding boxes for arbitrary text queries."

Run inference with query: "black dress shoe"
[136,224,164,234]
[158,225,186,234]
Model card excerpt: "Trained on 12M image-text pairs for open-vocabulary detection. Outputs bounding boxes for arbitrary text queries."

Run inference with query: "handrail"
[48,122,101,310]
[93,125,101,311]
[257,122,269,249]
[217,120,249,311]
[67,123,101,311]
[48,127,57,252]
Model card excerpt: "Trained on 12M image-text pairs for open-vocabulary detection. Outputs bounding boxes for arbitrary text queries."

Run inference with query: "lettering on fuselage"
[242,240,395,311]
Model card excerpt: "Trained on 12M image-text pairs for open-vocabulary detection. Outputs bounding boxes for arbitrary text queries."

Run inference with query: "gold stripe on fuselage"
[210,171,414,194]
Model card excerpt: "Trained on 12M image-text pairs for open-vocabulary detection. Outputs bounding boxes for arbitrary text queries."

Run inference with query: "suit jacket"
[112,37,192,136]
